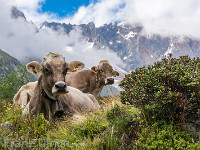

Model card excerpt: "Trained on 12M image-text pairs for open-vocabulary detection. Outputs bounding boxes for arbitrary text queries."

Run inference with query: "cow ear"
[91,66,98,72]
[112,70,119,77]
[68,61,85,72]
[26,61,41,74]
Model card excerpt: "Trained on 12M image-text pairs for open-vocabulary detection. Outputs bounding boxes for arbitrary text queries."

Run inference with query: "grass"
[0,96,199,150]
[0,96,140,149]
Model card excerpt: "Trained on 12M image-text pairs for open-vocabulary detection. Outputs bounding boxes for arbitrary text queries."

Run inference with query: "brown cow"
[22,52,100,120]
[13,61,85,108]
[65,60,119,97]
[13,81,37,108]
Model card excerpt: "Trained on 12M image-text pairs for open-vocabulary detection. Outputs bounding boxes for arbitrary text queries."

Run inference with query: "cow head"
[91,60,119,85]
[26,52,85,119]
[27,52,69,99]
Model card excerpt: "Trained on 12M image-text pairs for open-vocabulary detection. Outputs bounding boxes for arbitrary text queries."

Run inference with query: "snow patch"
[118,22,126,27]
[124,31,137,40]
[109,41,113,45]
[87,42,94,49]
[129,52,133,57]
[164,42,175,57]
[124,56,127,60]
[41,25,46,29]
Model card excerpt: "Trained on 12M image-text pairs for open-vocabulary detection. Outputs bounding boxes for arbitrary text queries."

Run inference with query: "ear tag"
[33,68,37,74]
[113,74,116,77]
[75,67,77,71]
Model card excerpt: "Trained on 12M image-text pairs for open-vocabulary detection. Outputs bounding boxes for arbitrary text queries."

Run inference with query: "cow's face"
[27,59,68,99]
[91,60,119,85]
[42,59,68,96]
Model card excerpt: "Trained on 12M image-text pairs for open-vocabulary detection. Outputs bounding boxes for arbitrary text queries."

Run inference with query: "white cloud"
[6,0,200,37]
[64,0,200,37]
[0,1,125,70]
[7,0,43,10]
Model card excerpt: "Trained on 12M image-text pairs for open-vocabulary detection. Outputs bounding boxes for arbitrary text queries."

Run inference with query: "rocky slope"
[41,22,200,71]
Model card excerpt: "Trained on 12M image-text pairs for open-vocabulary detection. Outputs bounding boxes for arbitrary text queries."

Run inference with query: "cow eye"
[100,69,104,72]
[44,68,52,74]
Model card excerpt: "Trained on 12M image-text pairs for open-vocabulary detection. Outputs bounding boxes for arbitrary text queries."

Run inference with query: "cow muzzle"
[105,77,114,85]
[52,81,69,95]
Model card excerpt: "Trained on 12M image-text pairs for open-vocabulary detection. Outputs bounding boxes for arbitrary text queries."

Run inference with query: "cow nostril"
[55,82,67,89]
[55,84,60,89]
[107,78,114,82]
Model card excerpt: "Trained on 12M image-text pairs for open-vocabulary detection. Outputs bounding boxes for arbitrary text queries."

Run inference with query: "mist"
[0,1,125,70]
[16,0,200,38]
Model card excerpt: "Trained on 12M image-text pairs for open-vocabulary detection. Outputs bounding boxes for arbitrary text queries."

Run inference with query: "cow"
[65,60,119,97]
[13,81,37,108]
[13,61,85,108]
[22,52,100,120]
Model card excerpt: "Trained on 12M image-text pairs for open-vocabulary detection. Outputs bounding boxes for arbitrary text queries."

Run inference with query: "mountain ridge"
[40,21,200,71]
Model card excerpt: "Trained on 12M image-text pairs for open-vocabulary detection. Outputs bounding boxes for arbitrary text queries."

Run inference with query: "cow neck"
[41,88,58,102]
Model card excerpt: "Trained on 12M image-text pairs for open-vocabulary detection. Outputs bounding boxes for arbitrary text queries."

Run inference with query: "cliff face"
[41,22,200,71]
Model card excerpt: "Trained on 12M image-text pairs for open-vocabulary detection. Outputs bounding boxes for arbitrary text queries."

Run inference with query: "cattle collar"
[41,88,64,118]
[41,88,57,102]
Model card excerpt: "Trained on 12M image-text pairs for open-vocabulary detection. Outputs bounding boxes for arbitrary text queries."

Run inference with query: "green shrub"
[134,123,200,150]
[120,55,200,127]
[0,65,35,99]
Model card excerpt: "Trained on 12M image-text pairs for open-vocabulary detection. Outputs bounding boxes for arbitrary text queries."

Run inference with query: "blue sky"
[40,0,97,17]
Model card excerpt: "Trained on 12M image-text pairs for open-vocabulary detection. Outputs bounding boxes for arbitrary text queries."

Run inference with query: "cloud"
[65,0,200,37]
[0,1,125,71]
[20,0,197,38]
[8,0,200,38]
[123,0,200,37]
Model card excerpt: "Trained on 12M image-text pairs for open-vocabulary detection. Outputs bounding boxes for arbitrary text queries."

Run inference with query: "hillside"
[0,49,22,77]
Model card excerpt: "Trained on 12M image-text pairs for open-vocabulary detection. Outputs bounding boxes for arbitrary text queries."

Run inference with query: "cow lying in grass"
[13,61,84,108]
[66,60,119,97]
[21,52,100,120]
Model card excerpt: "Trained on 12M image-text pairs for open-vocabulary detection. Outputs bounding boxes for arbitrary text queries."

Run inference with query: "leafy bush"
[134,123,200,150]
[0,66,35,99]
[120,55,200,127]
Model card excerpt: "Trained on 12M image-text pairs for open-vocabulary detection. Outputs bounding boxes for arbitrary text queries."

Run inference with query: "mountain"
[41,22,200,71]
[0,49,22,77]
[11,6,26,20]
